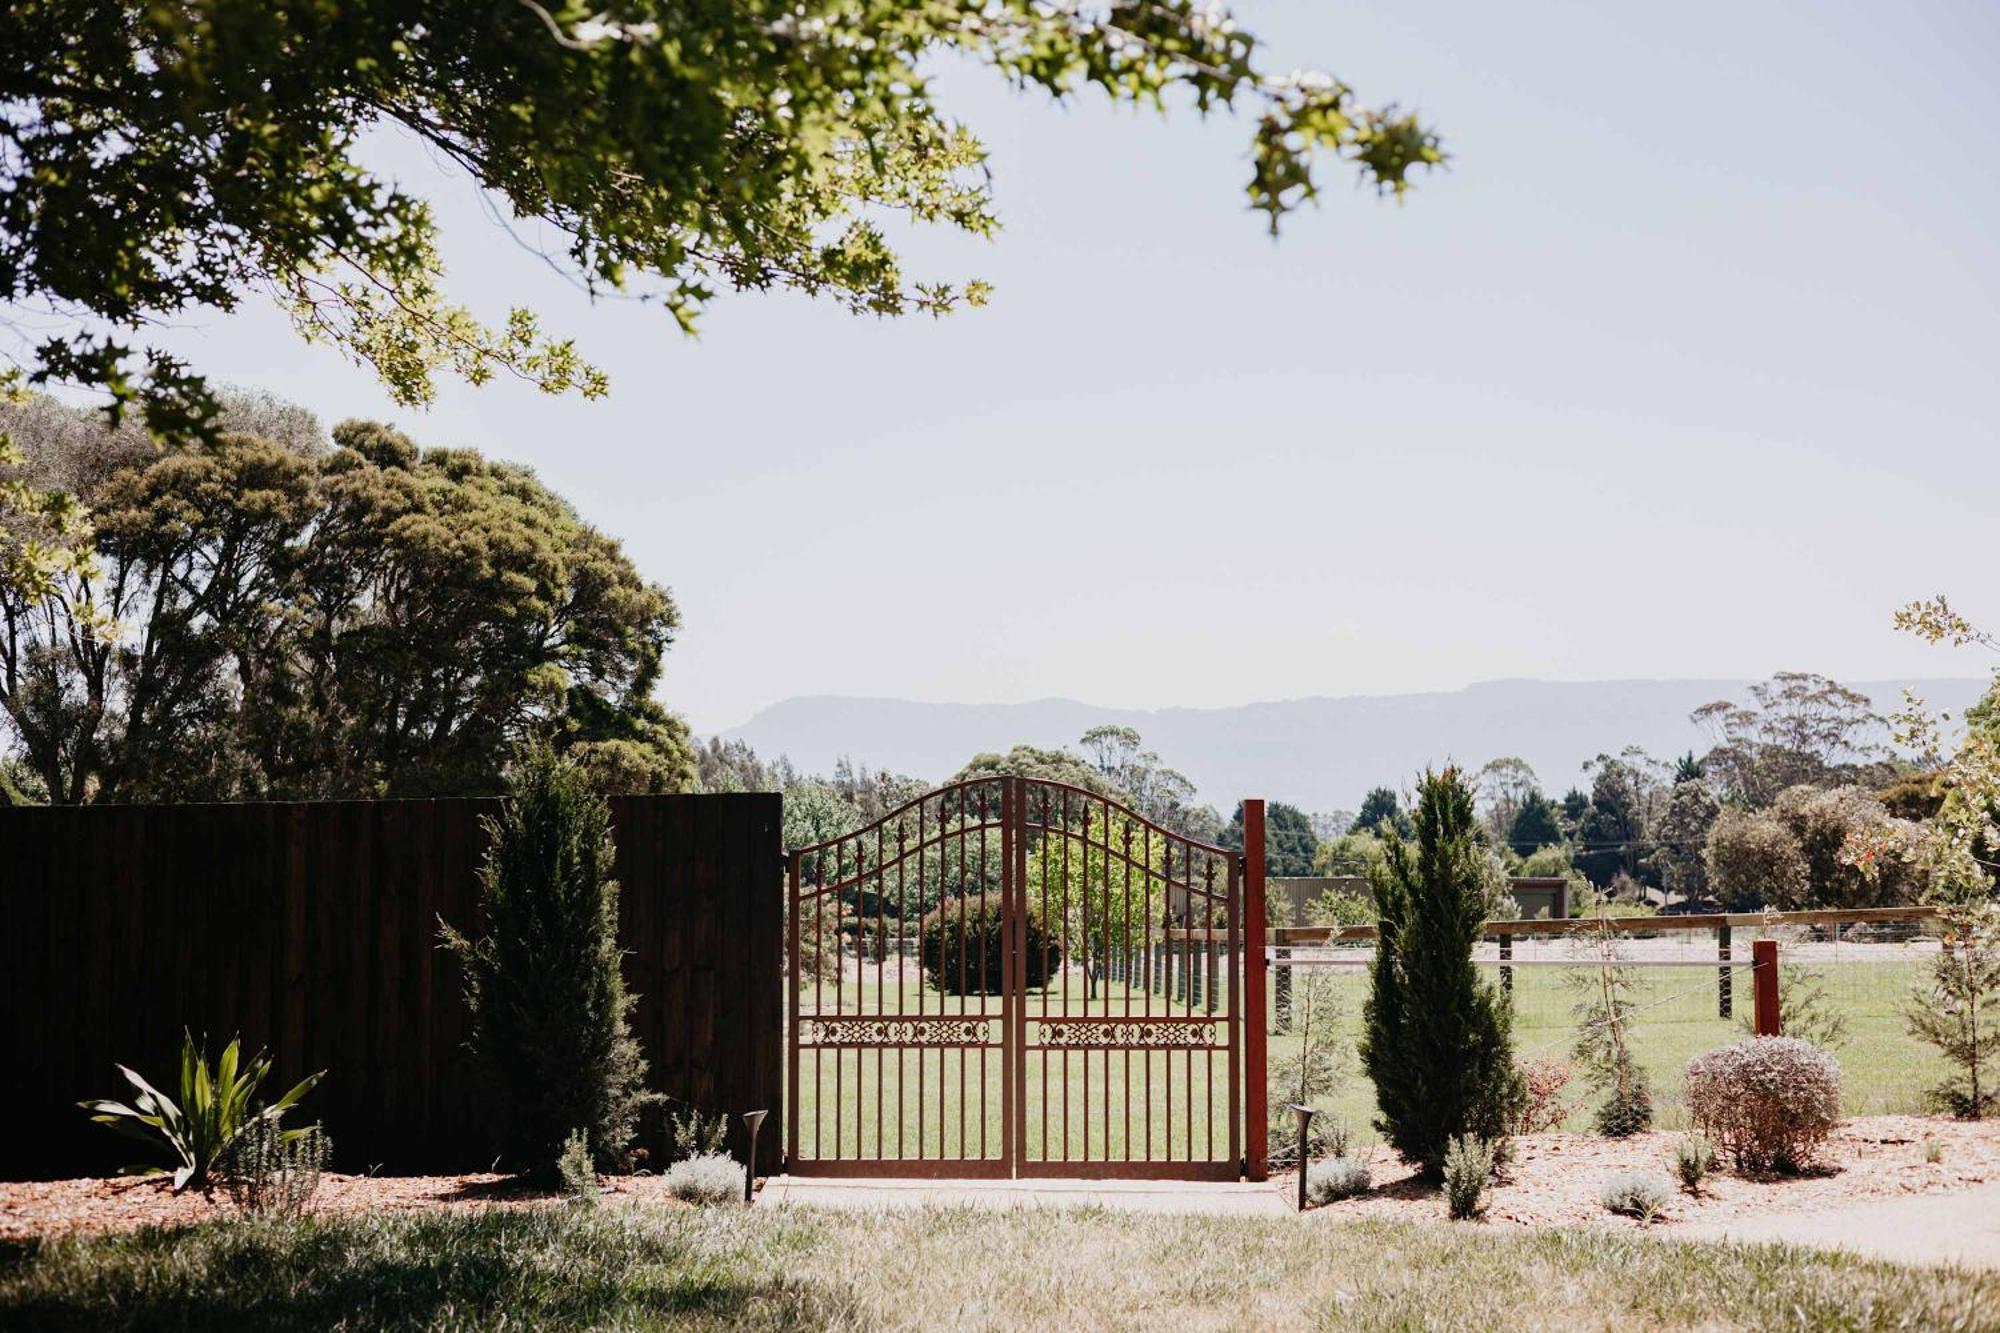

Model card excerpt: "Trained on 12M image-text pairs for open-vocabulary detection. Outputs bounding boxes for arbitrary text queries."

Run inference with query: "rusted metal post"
[742,1108,768,1203]
[1290,1103,1315,1211]
[1752,938,1781,1036]
[1717,922,1733,1019]
[1244,799,1269,1182]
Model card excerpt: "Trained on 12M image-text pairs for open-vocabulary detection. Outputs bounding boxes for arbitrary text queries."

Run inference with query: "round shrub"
[664,1152,743,1205]
[1304,1156,1370,1205]
[919,894,1060,994]
[1683,1037,1841,1175]
[1598,1172,1672,1222]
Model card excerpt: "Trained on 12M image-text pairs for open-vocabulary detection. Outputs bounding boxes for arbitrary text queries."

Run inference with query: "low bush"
[1671,1133,1717,1193]
[668,1105,728,1163]
[222,1119,330,1219]
[1598,1172,1671,1222]
[558,1129,598,1207]
[1511,1056,1576,1135]
[919,895,1060,994]
[1684,1037,1841,1174]
[1442,1135,1496,1221]
[1593,1075,1653,1139]
[1304,1157,1370,1205]
[664,1153,743,1206]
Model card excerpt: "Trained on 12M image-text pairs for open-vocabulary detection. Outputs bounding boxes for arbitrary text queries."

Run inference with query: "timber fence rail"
[1,794,784,1180]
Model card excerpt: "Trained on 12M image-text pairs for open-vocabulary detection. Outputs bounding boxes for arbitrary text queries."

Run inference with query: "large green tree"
[0,1,1440,435]
[1219,799,1318,876]
[0,396,689,801]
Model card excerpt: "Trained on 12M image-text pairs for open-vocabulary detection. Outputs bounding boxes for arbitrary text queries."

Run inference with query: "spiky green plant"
[79,1032,322,1193]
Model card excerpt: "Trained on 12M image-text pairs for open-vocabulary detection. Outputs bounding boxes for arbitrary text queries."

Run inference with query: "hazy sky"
[127,0,1999,736]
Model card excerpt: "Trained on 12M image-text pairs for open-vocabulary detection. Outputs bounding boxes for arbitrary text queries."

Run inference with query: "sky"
[123,0,2000,737]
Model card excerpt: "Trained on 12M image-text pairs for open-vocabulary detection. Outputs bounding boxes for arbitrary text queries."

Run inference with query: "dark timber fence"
[0,794,783,1180]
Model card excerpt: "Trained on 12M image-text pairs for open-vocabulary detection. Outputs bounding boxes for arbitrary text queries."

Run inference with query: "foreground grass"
[3,1204,1995,1332]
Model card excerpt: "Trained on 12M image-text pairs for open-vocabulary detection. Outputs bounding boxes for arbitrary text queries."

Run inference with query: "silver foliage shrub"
[665,1152,743,1206]
[1684,1037,1841,1174]
[1305,1157,1370,1204]
[1598,1172,1671,1222]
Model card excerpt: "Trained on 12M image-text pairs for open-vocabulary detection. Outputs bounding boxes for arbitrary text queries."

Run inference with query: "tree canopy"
[0,0,1441,440]
[1220,799,1317,876]
[0,396,689,801]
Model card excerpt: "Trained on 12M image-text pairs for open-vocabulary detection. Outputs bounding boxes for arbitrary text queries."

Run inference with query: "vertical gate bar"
[1102,808,1113,1161]
[1227,851,1242,1176]
[1042,791,1057,1163]
[1243,798,1267,1181]
[979,794,989,1161]
[788,850,801,1170]
[1000,778,1018,1174]
[916,798,927,1160]
[1015,779,1029,1175]
[904,816,912,1160]
[1063,805,1074,1162]
[814,852,824,1161]
[1143,825,1154,1164]
[961,795,974,1159]
[875,821,885,1161]
[835,841,848,1161]
[1205,862,1217,1164]
[1123,825,1134,1161]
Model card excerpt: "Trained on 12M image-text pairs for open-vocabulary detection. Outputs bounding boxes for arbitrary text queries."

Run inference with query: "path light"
[742,1109,769,1203]
[1289,1104,1316,1212]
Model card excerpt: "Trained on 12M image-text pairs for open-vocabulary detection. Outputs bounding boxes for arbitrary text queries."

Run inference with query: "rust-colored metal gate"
[788,776,1267,1179]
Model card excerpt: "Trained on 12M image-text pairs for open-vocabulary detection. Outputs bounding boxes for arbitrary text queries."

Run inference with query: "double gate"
[788,776,1267,1179]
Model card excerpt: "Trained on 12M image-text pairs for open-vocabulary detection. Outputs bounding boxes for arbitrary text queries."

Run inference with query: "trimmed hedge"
[919,895,1061,994]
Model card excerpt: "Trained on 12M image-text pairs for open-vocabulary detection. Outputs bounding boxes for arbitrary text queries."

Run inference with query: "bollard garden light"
[1289,1103,1316,1211]
[742,1108,768,1203]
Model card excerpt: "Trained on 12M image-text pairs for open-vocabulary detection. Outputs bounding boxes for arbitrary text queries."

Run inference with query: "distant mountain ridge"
[718,678,1991,813]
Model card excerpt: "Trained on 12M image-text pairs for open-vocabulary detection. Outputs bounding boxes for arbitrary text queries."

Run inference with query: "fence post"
[1244,798,1269,1183]
[1717,921,1733,1020]
[1498,929,1513,995]
[1752,937,1781,1036]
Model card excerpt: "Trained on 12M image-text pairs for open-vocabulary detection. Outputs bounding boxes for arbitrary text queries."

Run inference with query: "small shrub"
[919,894,1059,994]
[665,1152,743,1206]
[79,1031,323,1193]
[668,1105,729,1163]
[1441,1135,1496,1220]
[1671,1133,1717,1193]
[558,1129,598,1207]
[1922,1138,1945,1165]
[1599,1172,1672,1222]
[1906,902,2000,1119]
[1593,1075,1654,1139]
[222,1119,330,1219]
[1684,1037,1841,1174]
[1304,1157,1370,1205]
[1511,1056,1577,1135]
[1321,1115,1354,1162]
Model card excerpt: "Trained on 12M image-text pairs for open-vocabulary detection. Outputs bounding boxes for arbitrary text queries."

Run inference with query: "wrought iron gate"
[787,776,1264,1179]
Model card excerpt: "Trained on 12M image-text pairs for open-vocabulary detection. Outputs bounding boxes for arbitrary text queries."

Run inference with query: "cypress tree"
[442,745,657,1180]
[1360,767,1523,1179]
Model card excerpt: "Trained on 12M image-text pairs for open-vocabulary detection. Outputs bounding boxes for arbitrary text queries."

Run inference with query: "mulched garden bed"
[1285,1114,2000,1227]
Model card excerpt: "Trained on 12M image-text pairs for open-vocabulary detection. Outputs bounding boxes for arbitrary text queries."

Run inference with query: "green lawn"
[3,1204,1993,1331]
[798,953,1947,1165]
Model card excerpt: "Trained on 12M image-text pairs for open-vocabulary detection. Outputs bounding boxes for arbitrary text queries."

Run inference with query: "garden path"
[1675,1181,2000,1268]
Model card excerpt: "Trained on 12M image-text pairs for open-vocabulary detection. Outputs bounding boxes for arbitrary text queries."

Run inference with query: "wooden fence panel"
[0,794,782,1180]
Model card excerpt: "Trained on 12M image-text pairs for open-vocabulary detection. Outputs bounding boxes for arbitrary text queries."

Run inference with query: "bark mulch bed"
[0,1170,704,1243]
[1287,1115,2000,1228]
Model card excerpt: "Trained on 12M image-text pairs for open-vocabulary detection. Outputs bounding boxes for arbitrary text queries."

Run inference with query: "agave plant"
[79,1032,323,1193]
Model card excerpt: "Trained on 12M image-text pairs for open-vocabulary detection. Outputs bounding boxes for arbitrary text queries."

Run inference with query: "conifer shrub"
[222,1119,330,1219]
[1672,1133,1717,1193]
[1684,1037,1841,1174]
[442,746,658,1182]
[919,894,1060,994]
[1360,768,1524,1179]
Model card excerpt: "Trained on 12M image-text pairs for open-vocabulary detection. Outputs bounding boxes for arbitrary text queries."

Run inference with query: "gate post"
[1243,799,1269,1181]
[1752,938,1781,1036]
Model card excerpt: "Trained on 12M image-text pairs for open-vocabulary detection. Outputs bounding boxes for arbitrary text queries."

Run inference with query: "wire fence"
[1266,908,1946,1132]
